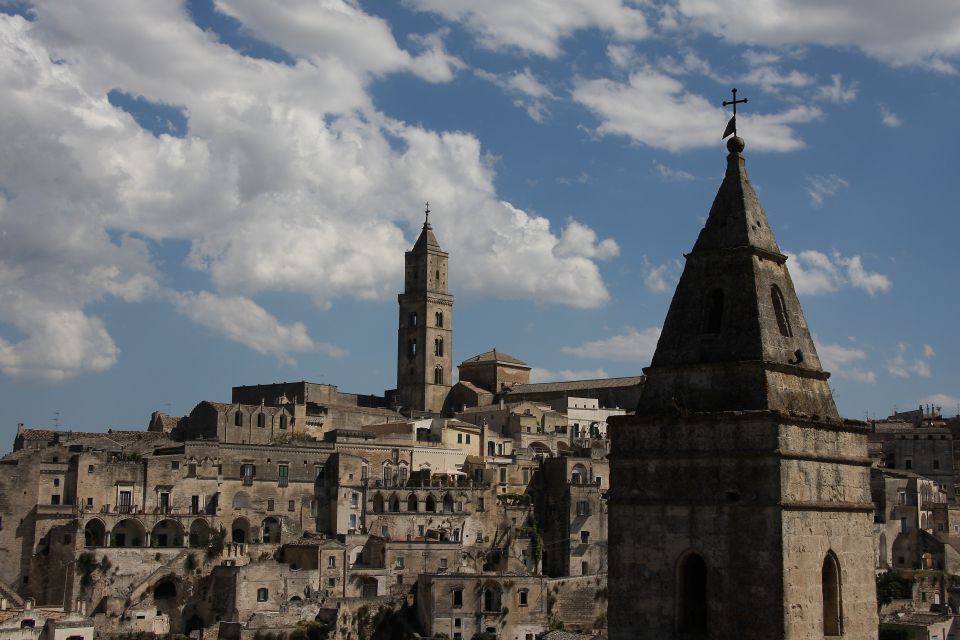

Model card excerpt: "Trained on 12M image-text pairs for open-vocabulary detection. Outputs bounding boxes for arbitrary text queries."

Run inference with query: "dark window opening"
[771,285,793,337]
[677,552,708,635]
[234,412,243,427]
[436,311,444,327]
[435,337,444,357]
[702,289,724,334]
[822,552,842,635]
[434,366,444,385]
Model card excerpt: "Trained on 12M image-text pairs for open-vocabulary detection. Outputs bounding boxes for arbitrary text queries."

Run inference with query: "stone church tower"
[396,211,453,414]
[608,137,878,638]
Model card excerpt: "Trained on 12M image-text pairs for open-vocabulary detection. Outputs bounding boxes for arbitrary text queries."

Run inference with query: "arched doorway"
[677,552,707,634]
[483,584,502,612]
[372,493,385,513]
[153,578,177,600]
[571,463,589,484]
[84,519,106,547]
[425,494,437,513]
[232,517,250,543]
[822,552,842,635]
[111,519,146,547]
[261,517,281,544]
[151,519,184,547]
[443,493,454,513]
[232,491,250,510]
[407,494,419,512]
[189,519,212,548]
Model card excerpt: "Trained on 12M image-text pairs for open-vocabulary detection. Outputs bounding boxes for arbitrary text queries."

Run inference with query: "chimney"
[25,598,33,610]
[1,597,7,610]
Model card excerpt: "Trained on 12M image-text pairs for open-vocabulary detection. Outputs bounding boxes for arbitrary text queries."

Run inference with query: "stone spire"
[413,202,441,252]
[639,137,838,418]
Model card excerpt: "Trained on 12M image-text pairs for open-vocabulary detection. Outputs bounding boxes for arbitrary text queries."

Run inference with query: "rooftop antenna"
[52,411,60,429]
[424,201,430,225]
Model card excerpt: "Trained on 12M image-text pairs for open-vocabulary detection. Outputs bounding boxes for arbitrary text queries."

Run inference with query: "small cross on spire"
[721,87,748,139]
[424,201,430,225]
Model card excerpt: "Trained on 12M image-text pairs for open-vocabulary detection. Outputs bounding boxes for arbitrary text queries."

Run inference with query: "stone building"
[608,137,878,638]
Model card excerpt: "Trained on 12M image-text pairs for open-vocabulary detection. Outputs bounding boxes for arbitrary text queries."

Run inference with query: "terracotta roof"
[453,381,491,395]
[506,375,644,395]
[459,349,528,367]
[17,428,165,445]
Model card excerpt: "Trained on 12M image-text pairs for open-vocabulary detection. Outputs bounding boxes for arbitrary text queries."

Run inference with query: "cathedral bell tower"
[608,133,877,638]
[396,205,453,415]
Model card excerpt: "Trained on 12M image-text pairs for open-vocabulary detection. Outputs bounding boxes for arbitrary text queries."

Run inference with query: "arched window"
[257,413,265,428]
[435,311,444,327]
[234,412,243,426]
[409,339,417,356]
[771,285,793,337]
[677,552,707,634]
[435,269,440,282]
[483,586,501,612]
[434,366,443,385]
[279,414,287,430]
[408,312,418,327]
[372,493,384,513]
[702,289,724,334]
[390,495,400,512]
[425,494,437,513]
[408,494,419,512]
[822,552,842,636]
[435,337,444,357]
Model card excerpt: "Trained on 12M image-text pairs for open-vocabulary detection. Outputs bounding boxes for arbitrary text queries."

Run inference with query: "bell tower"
[607,134,877,638]
[396,205,453,414]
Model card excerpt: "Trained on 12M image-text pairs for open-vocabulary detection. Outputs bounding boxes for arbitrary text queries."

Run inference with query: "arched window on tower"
[771,285,793,337]
[677,552,708,635]
[435,337,444,357]
[257,414,265,429]
[702,289,724,334]
[408,312,418,327]
[822,552,842,636]
[234,412,243,427]
[434,366,443,385]
[436,311,443,327]
[408,339,417,356]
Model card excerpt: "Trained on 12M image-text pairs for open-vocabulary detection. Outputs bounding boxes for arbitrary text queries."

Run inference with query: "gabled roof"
[412,220,443,252]
[506,376,644,395]
[459,349,529,368]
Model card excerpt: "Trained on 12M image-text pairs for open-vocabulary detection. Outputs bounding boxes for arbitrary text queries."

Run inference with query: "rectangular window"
[439,557,447,570]
[396,557,404,569]
[418,525,425,537]
[288,500,295,512]
[328,577,336,587]
[171,461,180,470]
[86,497,93,508]
[576,500,590,516]
[519,591,528,607]
[88,465,95,474]
[350,493,359,508]
[581,530,590,543]
[934,459,940,469]
[187,464,197,477]
[267,499,275,511]
[241,464,255,486]
[453,589,463,607]
[391,449,400,463]
[905,458,913,470]
[522,469,529,484]
[328,556,336,568]
[478,497,484,511]
[466,435,471,444]
[278,464,289,487]
[581,561,589,574]
[191,495,200,514]
[51,494,60,505]
[381,525,389,537]
[499,467,507,483]
[457,434,463,444]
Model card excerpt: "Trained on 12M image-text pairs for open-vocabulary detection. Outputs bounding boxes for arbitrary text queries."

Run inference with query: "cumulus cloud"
[0,3,618,381]
[880,105,902,127]
[921,393,960,413]
[817,342,876,383]
[786,250,892,296]
[561,327,662,363]
[888,343,934,378]
[669,0,960,70]
[404,0,649,58]
[572,68,821,152]
[172,291,344,365]
[475,67,555,122]
[641,257,682,293]
[805,174,849,208]
[529,367,610,383]
[816,74,859,103]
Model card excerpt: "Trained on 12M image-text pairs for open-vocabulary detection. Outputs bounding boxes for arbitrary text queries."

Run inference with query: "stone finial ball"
[727,136,745,153]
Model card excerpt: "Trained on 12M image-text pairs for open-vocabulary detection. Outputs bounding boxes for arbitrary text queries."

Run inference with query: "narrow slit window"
[435,337,444,357]
[434,366,444,385]
[822,552,842,636]
[677,552,708,634]
[702,290,724,334]
[436,311,443,327]
[771,285,793,337]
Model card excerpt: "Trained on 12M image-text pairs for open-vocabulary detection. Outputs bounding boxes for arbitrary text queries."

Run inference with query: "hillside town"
[0,137,954,640]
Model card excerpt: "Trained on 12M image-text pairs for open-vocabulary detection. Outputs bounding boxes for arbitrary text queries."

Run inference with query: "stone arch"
[152,519,184,547]
[84,518,107,547]
[261,517,281,544]
[771,285,793,337]
[231,517,251,543]
[389,494,401,513]
[822,551,842,636]
[442,492,454,513]
[529,442,551,459]
[153,577,177,600]
[111,518,146,547]
[434,366,443,385]
[189,519,212,548]
[360,576,379,598]
[571,463,589,484]
[425,494,437,513]
[232,491,250,510]
[372,493,385,513]
[407,494,419,512]
[676,550,707,634]
[434,336,444,357]
[482,582,502,612]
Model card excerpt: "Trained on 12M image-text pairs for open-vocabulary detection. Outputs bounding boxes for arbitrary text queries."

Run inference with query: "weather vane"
[424,201,430,224]
[721,88,748,139]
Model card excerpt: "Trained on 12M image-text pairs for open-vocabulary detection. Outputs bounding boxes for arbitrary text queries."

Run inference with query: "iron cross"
[424,201,430,223]
[722,88,748,137]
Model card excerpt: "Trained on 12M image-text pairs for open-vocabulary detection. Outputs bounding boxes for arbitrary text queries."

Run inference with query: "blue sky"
[1,0,958,446]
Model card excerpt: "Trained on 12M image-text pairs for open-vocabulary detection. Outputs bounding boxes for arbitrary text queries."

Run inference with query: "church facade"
[608,137,878,638]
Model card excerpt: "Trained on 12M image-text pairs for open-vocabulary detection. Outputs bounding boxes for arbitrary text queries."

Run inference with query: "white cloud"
[652,160,694,182]
[475,67,555,122]
[554,220,620,261]
[880,105,902,127]
[741,65,815,93]
[172,291,343,365]
[786,250,892,296]
[816,74,859,103]
[529,367,611,383]
[0,4,620,381]
[641,257,682,293]
[404,0,650,58]
[817,342,876,383]
[561,327,662,363]
[805,174,849,208]
[572,68,821,152]
[888,343,934,378]
[670,0,960,70]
